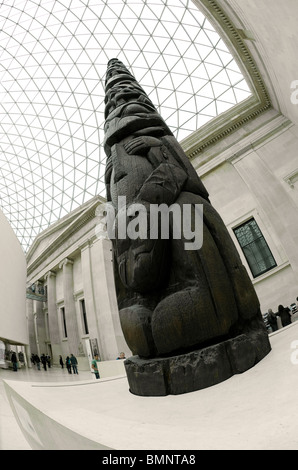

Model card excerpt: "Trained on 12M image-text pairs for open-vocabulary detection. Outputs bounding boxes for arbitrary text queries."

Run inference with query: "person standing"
[46,355,51,368]
[70,354,78,374]
[31,354,36,367]
[278,304,292,327]
[91,354,100,379]
[41,353,47,371]
[59,355,64,369]
[11,352,18,372]
[116,352,126,360]
[35,354,41,370]
[66,356,72,374]
[267,309,278,332]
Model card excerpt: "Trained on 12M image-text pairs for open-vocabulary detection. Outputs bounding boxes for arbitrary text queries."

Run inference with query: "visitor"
[91,354,100,379]
[11,352,18,372]
[267,309,278,332]
[59,355,64,369]
[117,352,126,360]
[46,355,51,368]
[66,356,72,374]
[41,353,47,371]
[70,354,78,374]
[277,304,291,327]
[35,354,41,370]
[30,354,36,366]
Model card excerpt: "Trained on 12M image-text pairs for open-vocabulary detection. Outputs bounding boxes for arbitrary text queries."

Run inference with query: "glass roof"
[0,0,251,252]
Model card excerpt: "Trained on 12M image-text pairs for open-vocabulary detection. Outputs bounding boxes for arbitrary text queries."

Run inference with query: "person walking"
[30,354,36,367]
[41,353,47,371]
[91,354,100,379]
[267,309,278,332]
[70,354,78,374]
[46,355,51,368]
[35,354,41,370]
[66,356,72,374]
[11,352,18,372]
[59,355,64,369]
[278,304,292,327]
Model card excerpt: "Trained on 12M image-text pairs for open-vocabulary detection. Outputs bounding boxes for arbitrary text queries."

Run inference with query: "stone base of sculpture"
[124,322,271,396]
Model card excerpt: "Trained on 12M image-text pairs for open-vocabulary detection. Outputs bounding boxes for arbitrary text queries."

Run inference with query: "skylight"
[0,0,251,251]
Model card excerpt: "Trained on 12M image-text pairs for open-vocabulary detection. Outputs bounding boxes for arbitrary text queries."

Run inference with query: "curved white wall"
[0,209,27,345]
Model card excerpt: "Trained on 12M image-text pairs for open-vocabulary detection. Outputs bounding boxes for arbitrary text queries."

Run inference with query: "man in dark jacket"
[267,309,278,331]
[70,354,78,374]
[278,305,292,327]
[11,352,18,371]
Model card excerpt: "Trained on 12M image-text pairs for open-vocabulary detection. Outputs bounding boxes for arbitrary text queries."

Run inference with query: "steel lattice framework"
[0,0,251,251]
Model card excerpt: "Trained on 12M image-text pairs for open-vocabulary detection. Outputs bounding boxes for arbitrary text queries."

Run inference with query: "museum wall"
[0,208,27,345]
[182,0,298,315]
[196,116,298,314]
[26,196,131,365]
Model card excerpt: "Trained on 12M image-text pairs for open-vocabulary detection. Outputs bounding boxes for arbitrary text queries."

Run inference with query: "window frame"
[80,298,89,336]
[60,306,68,339]
[233,217,277,278]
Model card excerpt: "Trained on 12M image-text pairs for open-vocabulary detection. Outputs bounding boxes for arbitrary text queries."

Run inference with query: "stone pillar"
[25,344,32,368]
[34,297,47,356]
[78,240,100,364]
[33,312,40,357]
[59,258,80,356]
[44,270,61,363]
[91,237,129,360]
[80,240,97,335]
[27,298,36,354]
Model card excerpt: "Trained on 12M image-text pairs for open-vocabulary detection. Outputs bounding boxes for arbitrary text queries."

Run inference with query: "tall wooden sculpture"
[103,59,271,396]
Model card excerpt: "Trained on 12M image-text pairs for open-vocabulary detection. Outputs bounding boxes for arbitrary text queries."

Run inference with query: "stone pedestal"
[124,327,271,396]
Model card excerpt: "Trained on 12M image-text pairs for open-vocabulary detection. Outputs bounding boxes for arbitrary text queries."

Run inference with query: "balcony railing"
[26,284,47,302]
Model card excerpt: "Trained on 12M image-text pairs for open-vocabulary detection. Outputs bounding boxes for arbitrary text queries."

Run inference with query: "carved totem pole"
[103,59,271,396]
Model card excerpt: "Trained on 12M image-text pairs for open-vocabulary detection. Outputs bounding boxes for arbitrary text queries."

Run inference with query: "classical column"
[33,312,40,357]
[44,270,61,363]
[80,240,97,332]
[91,237,128,360]
[26,298,36,355]
[59,258,80,356]
[34,296,47,356]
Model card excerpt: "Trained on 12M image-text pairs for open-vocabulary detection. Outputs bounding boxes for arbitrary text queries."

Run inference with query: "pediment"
[26,195,105,266]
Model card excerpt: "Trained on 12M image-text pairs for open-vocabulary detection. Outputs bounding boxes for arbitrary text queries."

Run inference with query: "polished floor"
[2,322,298,450]
[0,364,93,450]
